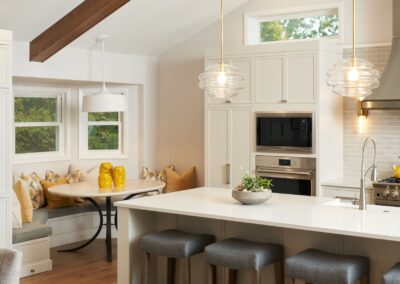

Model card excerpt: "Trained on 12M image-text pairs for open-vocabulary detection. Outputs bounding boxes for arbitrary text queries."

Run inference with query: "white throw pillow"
[11,191,22,229]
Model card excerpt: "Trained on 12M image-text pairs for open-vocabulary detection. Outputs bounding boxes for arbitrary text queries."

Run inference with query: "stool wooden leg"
[167,257,176,284]
[274,261,284,284]
[204,264,217,284]
[251,270,261,284]
[228,269,237,284]
[180,257,191,284]
[140,252,150,284]
[360,275,369,284]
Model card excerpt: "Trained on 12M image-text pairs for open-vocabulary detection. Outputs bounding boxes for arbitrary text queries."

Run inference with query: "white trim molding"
[13,86,71,164]
[78,88,129,160]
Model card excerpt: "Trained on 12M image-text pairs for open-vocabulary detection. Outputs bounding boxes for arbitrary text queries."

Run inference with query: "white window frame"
[13,86,70,164]
[78,88,128,160]
[244,2,344,46]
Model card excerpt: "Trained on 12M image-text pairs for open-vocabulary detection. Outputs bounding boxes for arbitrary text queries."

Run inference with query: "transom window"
[245,5,342,45]
[79,89,128,159]
[13,87,68,163]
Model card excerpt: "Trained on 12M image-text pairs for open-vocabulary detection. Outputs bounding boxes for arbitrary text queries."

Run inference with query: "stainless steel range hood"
[362,0,400,109]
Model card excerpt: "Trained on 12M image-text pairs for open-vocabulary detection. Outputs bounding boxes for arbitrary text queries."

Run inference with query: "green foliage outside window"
[15,126,58,154]
[88,112,119,122]
[14,96,60,154]
[260,14,339,42]
[88,125,119,150]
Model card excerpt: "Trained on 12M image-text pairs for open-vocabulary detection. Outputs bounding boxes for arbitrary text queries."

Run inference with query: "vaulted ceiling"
[0,0,248,56]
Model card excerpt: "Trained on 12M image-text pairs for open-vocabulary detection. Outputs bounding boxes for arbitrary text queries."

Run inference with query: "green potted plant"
[232,173,273,205]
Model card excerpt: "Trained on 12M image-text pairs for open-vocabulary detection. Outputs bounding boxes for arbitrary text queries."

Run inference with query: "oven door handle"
[256,169,314,180]
[257,169,313,176]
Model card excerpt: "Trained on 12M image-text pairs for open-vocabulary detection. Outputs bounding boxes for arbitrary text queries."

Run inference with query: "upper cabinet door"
[256,56,284,103]
[0,44,10,87]
[286,54,316,103]
[206,108,229,188]
[229,58,252,104]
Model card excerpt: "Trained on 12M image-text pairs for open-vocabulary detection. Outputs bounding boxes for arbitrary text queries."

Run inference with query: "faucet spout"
[359,137,378,210]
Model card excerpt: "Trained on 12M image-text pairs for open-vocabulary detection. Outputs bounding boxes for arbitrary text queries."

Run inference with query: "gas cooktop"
[373,177,400,206]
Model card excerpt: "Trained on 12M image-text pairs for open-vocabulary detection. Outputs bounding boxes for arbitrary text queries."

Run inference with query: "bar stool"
[140,229,215,284]
[204,238,284,284]
[383,262,400,284]
[285,249,370,284]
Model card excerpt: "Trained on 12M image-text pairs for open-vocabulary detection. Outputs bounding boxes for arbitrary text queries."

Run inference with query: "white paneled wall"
[342,45,400,179]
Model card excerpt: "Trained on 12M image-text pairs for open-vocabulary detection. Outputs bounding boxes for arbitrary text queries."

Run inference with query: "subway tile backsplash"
[342,45,400,179]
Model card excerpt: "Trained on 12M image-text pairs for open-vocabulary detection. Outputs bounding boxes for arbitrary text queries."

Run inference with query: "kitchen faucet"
[359,137,378,210]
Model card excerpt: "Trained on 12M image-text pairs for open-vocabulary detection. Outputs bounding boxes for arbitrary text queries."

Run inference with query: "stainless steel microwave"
[256,112,314,154]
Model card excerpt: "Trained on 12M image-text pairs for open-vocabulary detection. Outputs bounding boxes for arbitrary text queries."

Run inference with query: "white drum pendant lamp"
[82,35,126,112]
[198,0,244,99]
[326,0,379,98]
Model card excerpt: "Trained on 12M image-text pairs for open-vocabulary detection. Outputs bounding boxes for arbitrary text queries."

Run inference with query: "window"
[245,4,342,45]
[79,89,128,159]
[13,87,69,163]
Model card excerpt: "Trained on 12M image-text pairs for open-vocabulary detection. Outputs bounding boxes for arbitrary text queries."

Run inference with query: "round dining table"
[48,179,165,262]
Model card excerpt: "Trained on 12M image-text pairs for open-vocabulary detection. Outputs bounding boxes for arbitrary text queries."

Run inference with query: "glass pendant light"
[82,35,126,112]
[199,0,244,99]
[326,0,380,98]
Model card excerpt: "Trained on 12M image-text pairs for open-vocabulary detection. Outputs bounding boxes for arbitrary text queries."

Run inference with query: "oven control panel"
[374,183,400,206]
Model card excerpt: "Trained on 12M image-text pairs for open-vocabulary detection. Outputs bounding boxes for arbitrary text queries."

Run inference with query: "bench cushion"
[383,262,400,284]
[205,238,283,270]
[285,249,369,284]
[12,222,52,244]
[141,230,215,258]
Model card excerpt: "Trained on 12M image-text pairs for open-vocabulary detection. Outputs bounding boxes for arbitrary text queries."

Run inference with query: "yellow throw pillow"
[45,170,64,183]
[14,180,33,223]
[41,179,76,209]
[164,167,196,193]
[20,172,46,209]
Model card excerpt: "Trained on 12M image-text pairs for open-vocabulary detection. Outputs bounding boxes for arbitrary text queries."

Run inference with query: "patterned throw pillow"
[20,172,46,209]
[48,169,84,203]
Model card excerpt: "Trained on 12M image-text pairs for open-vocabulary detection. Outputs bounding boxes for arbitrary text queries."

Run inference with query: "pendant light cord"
[220,0,224,71]
[101,38,107,92]
[352,0,356,66]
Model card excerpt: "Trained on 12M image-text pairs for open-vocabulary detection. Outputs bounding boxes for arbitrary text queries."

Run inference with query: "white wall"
[157,0,392,185]
[12,41,159,176]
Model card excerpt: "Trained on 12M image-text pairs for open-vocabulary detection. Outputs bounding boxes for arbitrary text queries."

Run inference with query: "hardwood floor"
[21,239,117,284]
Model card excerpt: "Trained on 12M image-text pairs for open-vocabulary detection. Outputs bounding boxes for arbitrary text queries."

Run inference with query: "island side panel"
[118,207,157,284]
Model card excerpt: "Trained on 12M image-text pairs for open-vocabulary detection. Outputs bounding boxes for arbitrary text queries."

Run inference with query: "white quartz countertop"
[115,187,400,242]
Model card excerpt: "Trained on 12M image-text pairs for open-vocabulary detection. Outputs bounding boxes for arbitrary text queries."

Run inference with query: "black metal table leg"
[58,197,103,253]
[114,190,161,230]
[105,197,112,262]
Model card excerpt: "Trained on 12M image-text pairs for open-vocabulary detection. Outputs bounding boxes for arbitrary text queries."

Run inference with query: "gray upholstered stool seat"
[205,238,283,270]
[285,249,369,284]
[141,229,215,258]
[204,238,284,284]
[140,230,215,284]
[383,262,400,284]
[0,248,23,284]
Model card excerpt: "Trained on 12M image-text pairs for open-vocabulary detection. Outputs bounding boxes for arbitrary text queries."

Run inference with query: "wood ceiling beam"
[30,0,130,62]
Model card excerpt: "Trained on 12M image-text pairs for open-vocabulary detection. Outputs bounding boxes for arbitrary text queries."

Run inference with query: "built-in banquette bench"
[13,199,118,277]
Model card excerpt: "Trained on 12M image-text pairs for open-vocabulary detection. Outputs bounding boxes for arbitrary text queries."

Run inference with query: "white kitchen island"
[116,187,400,284]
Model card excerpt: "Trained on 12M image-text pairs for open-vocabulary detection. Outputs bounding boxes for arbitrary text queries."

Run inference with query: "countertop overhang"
[115,187,400,242]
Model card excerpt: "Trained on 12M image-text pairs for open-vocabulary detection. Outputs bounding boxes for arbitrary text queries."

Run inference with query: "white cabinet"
[0,43,11,87]
[287,54,316,103]
[206,107,252,188]
[256,56,284,103]
[0,198,10,247]
[0,30,12,249]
